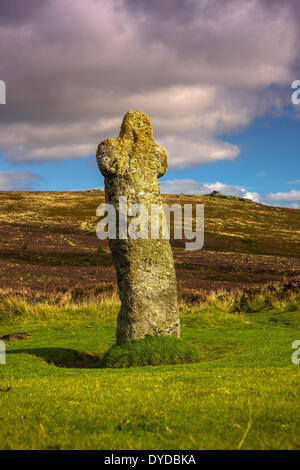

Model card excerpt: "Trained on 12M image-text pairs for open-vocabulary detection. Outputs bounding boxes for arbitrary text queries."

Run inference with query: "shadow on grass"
[7,348,103,368]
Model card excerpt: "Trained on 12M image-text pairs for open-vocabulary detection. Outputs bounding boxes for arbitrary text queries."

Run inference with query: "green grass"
[102,336,200,368]
[0,294,299,450]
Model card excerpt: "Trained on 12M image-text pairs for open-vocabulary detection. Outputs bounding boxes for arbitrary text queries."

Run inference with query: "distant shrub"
[97,246,106,253]
[22,243,28,250]
[101,335,200,368]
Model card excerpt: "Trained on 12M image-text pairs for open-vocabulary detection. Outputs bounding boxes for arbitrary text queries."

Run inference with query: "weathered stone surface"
[96,110,180,344]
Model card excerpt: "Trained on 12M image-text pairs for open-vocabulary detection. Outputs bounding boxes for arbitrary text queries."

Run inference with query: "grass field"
[0,190,299,295]
[0,291,299,450]
[0,191,299,450]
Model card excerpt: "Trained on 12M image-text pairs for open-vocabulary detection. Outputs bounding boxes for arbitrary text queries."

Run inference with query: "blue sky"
[1,112,299,207]
[0,0,299,207]
[162,114,300,195]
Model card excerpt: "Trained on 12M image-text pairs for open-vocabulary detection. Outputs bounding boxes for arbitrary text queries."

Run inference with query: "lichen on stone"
[97,110,180,345]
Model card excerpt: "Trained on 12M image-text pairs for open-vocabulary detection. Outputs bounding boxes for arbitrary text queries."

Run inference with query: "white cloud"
[0,171,43,190]
[159,134,240,167]
[159,179,300,208]
[160,179,260,201]
[286,179,300,184]
[264,189,300,203]
[0,0,299,166]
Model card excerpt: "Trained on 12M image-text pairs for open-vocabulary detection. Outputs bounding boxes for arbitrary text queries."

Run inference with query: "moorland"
[0,190,299,450]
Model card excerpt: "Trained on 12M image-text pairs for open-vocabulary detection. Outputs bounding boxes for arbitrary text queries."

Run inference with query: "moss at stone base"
[101,335,200,368]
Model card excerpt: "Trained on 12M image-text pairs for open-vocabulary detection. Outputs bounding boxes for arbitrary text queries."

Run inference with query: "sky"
[0,0,299,207]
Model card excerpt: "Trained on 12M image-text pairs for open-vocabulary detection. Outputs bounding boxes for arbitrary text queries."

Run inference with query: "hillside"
[0,190,299,297]
[1,190,299,451]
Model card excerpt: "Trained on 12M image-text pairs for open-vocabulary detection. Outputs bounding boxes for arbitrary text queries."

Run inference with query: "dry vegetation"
[0,191,299,450]
[0,190,299,297]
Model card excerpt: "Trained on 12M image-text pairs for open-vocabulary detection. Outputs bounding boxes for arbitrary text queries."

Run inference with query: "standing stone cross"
[96,110,180,345]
